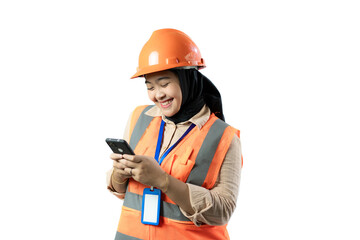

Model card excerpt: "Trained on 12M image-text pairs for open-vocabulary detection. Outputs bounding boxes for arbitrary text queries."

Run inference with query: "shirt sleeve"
[106,112,133,199]
[106,167,126,200]
[179,134,242,226]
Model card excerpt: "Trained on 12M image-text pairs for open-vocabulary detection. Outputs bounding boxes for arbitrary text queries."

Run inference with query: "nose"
[155,88,166,100]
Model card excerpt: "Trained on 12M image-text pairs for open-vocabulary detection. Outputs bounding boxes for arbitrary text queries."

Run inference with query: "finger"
[126,167,133,176]
[123,154,142,163]
[122,168,132,177]
[113,160,127,169]
[119,159,138,168]
[114,168,132,178]
[110,153,123,161]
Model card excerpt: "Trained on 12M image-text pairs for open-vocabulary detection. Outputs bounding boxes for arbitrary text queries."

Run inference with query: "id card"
[141,188,161,225]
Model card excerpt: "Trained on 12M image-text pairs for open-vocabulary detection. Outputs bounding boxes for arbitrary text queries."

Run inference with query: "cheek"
[173,89,182,106]
[147,91,156,102]
[176,92,182,105]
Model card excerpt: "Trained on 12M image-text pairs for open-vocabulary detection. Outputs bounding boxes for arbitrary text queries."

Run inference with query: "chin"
[157,104,179,117]
[161,108,179,118]
[162,111,175,117]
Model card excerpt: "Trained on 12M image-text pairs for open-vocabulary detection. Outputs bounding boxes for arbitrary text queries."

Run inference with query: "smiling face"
[145,70,182,117]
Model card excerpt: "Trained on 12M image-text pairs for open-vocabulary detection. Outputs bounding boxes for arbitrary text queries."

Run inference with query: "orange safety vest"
[115,105,241,240]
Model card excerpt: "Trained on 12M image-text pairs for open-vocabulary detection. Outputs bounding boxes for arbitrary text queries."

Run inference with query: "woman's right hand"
[110,153,132,183]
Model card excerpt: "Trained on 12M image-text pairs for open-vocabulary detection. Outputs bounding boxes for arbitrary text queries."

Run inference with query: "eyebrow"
[156,77,170,81]
[145,76,170,84]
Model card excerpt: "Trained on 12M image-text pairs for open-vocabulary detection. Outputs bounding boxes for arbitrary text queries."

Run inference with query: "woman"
[107,28,242,240]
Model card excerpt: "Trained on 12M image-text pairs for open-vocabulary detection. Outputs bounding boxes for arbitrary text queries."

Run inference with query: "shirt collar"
[145,104,210,129]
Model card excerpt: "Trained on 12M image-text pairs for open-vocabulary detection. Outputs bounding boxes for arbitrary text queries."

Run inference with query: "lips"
[159,99,173,108]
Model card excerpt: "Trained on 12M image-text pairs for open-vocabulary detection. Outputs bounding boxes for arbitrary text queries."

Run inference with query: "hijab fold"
[167,69,225,124]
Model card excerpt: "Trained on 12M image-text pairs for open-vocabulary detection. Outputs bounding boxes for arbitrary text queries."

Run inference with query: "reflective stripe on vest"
[123,191,189,222]
[186,118,229,186]
[129,105,154,150]
[115,231,142,240]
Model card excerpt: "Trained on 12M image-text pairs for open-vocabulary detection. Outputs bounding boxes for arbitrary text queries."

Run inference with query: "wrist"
[111,173,128,185]
[159,172,170,193]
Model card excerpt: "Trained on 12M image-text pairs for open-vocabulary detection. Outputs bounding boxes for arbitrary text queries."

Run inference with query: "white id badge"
[141,188,161,225]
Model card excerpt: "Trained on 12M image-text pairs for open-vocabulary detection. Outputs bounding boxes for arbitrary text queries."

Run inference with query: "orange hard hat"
[131,28,206,79]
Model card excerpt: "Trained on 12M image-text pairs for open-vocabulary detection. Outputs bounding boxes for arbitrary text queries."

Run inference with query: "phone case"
[106,138,135,155]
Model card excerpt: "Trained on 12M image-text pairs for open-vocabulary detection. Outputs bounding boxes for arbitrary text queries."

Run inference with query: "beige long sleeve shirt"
[107,105,242,226]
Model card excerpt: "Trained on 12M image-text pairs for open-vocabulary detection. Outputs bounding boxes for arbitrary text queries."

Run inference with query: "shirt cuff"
[179,183,214,226]
[106,168,126,200]
[107,186,126,200]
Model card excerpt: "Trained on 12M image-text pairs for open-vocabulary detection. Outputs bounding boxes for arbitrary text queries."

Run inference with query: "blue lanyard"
[154,120,196,165]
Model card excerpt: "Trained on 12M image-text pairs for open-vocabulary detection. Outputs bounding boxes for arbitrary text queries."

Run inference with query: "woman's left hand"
[120,154,166,189]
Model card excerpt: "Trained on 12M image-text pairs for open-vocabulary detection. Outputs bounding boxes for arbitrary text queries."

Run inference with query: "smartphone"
[106,138,135,155]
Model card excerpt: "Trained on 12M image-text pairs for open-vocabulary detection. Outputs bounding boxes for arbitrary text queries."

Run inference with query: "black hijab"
[167,68,225,124]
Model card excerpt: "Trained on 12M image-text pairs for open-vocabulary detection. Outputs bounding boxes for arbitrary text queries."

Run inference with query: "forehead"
[145,70,178,83]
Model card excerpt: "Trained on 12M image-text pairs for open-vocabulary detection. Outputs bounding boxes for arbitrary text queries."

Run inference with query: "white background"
[1,0,359,239]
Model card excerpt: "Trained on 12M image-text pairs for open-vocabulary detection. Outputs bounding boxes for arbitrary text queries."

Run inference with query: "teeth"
[161,99,172,106]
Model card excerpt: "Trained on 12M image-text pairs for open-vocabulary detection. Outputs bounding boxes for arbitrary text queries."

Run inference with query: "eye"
[161,82,170,88]
[147,86,154,91]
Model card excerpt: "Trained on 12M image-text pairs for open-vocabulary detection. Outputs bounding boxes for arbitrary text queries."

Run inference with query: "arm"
[106,112,132,198]
[160,172,195,215]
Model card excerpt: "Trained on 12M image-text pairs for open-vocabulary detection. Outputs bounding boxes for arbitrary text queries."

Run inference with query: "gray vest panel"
[129,105,154,150]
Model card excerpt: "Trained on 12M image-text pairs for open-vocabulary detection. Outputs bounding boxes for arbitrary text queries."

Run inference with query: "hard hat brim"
[131,62,205,79]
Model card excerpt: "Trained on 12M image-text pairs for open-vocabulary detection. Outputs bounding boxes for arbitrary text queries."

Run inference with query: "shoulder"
[129,105,156,122]
[131,105,154,116]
